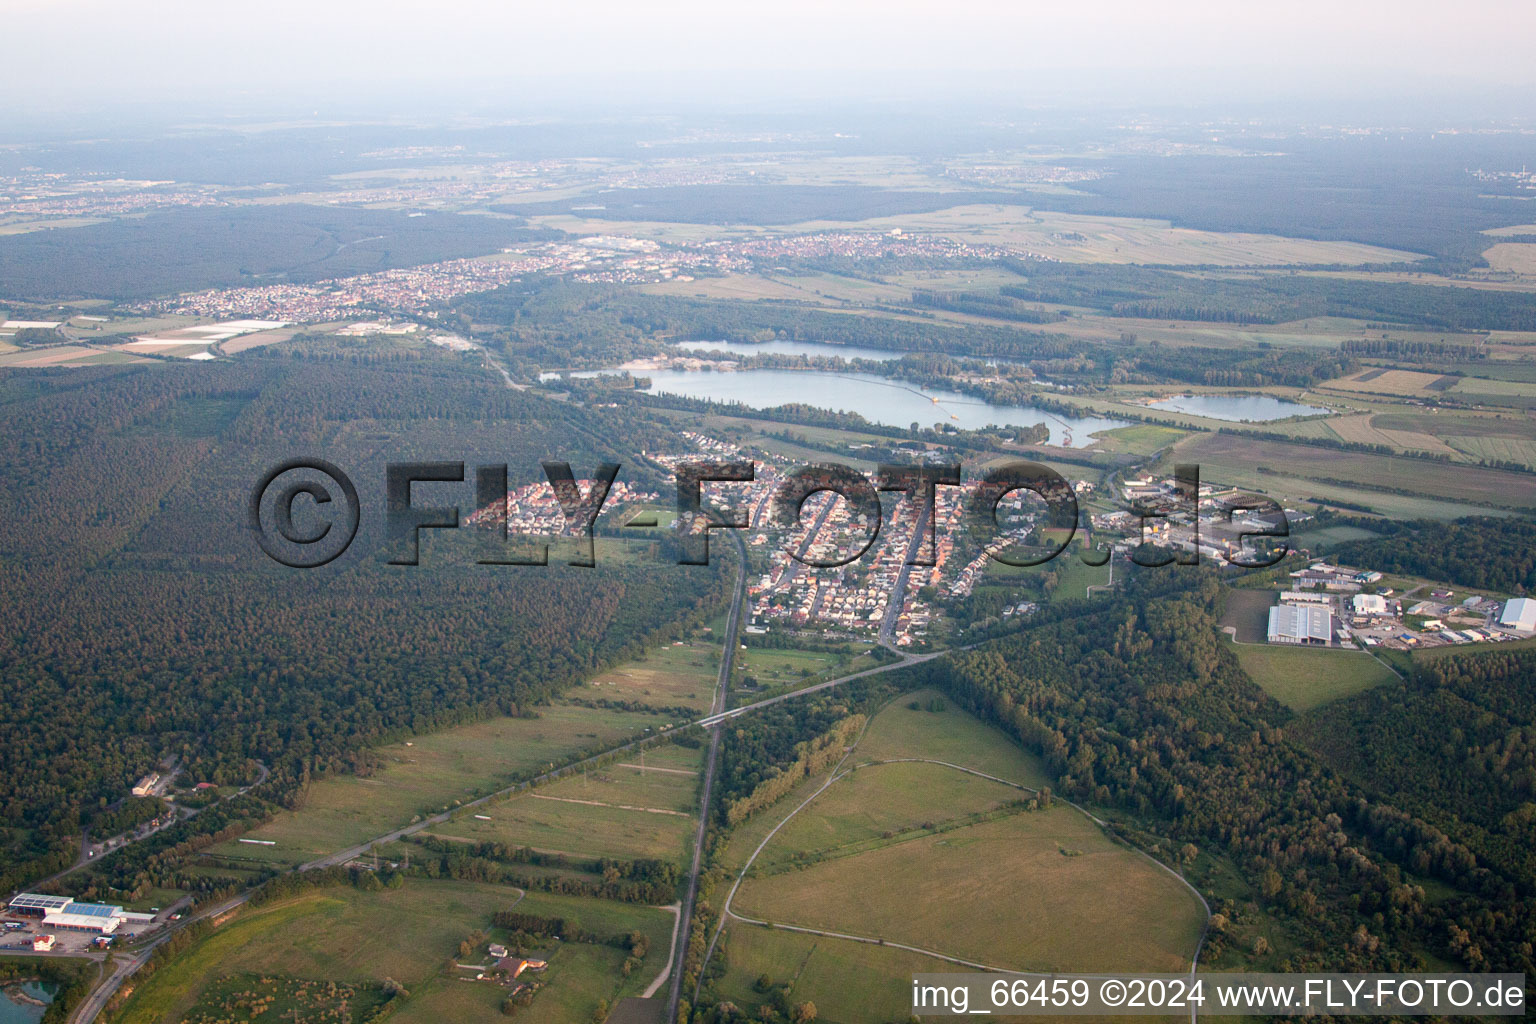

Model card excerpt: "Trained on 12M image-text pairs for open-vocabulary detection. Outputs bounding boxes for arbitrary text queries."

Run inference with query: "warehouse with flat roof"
[1268,604,1333,645]
[1498,598,1536,634]
[6,893,156,935]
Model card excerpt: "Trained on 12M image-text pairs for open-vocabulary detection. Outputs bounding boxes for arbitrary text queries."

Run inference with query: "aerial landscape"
[1,2,1535,1023]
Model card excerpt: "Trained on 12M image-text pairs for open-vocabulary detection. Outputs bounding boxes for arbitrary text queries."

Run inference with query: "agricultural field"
[1324,413,1460,456]
[582,643,720,711]
[1317,369,1459,398]
[204,704,671,866]
[1231,643,1400,713]
[425,742,702,863]
[1169,432,1536,511]
[1481,243,1536,276]
[1444,434,1536,469]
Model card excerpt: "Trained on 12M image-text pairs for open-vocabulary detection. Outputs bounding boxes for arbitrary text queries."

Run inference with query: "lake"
[1147,393,1330,422]
[0,982,55,1024]
[633,368,1125,447]
[670,339,902,362]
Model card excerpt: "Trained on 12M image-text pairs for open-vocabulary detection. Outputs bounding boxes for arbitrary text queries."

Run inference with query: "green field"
[711,922,1183,1024]
[206,704,670,865]
[724,691,1202,981]
[583,642,719,711]
[1232,642,1400,712]
[112,881,511,1024]
[111,881,673,1024]
[1094,423,1187,456]
[753,760,1032,871]
[733,806,1205,973]
[850,692,1051,788]
[735,644,882,700]
[711,922,956,1024]
[1173,432,1536,511]
[416,890,673,1024]
[427,744,702,863]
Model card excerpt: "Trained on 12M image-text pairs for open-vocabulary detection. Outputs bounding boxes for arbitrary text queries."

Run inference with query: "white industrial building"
[1268,604,1333,645]
[1351,594,1389,618]
[1498,598,1536,634]
[6,893,156,935]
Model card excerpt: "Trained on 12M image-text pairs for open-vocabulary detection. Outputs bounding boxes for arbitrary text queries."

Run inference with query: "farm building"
[1268,605,1333,645]
[1498,598,1536,634]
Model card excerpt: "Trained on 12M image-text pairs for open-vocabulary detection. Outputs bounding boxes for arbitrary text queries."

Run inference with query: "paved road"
[879,496,932,647]
[664,531,745,1023]
[66,888,256,1024]
[27,761,270,895]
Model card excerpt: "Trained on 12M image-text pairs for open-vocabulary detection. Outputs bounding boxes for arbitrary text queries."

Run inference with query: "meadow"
[110,881,673,1024]
[582,643,720,711]
[711,923,1185,1024]
[1232,642,1400,712]
[204,704,671,866]
[732,806,1205,973]
[851,691,1051,787]
[426,745,703,863]
[112,880,515,1024]
[723,691,1201,983]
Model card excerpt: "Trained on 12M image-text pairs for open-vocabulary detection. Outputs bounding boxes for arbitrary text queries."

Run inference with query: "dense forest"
[1324,517,1536,594]
[1294,649,1536,891]
[992,264,1536,332]
[933,569,1532,975]
[0,349,728,893]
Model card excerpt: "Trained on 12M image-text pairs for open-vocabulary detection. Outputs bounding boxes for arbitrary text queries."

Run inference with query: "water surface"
[0,982,55,1024]
[1147,394,1329,422]
[634,367,1125,447]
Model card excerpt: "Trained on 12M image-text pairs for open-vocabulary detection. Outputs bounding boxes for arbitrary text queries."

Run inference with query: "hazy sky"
[7,0,1535,116]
